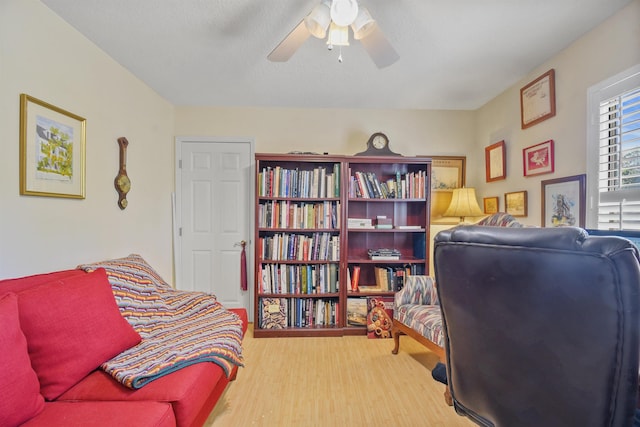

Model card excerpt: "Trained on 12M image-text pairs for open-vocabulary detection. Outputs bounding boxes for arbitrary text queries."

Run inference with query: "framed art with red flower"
[523,140,554,177]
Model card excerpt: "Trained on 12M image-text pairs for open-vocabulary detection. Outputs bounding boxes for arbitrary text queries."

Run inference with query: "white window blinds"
[597,86,640,229]
[588,65,640,230]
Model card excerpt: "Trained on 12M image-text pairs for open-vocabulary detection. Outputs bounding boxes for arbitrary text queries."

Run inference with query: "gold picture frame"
[20,94,86,199]
[430,156,466,191]
[483,196,499,214]
[428,156,466,221]
[505,190,528,217]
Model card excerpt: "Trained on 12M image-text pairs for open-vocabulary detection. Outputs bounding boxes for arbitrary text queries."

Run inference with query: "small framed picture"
[483,196,499,214]
[505,191,528,217]
[523,140,554,177]
[485,140,506,182]
[520,69,556,129]
[541,174,586,227]
[19,94,86,198]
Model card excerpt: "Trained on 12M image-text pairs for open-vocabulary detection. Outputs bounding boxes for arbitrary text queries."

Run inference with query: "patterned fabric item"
[394,275,439,307]
[394,304,445,347]
[393,275,444,347]
[77,254,244,389]
[476,212,523,227]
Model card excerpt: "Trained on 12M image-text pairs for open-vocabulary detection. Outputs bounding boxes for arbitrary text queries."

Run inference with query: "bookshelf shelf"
[254,153,430,337]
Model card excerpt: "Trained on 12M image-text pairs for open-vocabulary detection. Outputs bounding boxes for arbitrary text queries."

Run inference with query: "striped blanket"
[78,254,244,389]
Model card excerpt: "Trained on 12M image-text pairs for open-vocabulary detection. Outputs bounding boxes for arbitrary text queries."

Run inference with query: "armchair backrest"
[434,225,640,427]
[394,275,439,308]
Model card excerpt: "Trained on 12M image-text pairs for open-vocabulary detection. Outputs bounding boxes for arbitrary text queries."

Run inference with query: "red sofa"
[0,262,247,427]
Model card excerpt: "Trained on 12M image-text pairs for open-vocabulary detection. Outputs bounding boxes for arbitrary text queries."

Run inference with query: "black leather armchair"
[433,226,640,427]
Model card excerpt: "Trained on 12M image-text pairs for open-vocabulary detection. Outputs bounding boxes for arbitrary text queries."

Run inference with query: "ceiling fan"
[267,0,399,69]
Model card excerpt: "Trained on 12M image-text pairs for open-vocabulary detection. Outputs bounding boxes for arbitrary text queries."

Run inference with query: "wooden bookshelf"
[254,153,431,337]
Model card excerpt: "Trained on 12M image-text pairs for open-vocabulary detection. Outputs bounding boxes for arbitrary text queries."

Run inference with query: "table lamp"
[442,187,484,223]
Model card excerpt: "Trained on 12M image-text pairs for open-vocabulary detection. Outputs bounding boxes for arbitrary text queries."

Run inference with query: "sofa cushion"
[0,269,85,294]
[0,292,45,427]
[21,401,176,427]
[59,362,226,427]
[17,268,141,400]
[59,308,248,427]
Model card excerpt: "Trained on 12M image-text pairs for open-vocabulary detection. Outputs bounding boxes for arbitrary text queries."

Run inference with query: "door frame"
[173,136,255,320]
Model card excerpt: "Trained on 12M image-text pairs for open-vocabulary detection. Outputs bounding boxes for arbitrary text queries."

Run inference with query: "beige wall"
[474,0,640,226]
[0,0,175,279]
[174,106,477,171]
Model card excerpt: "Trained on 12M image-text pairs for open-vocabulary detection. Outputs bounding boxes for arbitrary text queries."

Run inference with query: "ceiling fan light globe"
[326,22,350,46]
[330,0,359,27]
[304,1,332,38]
[351,7,376,40]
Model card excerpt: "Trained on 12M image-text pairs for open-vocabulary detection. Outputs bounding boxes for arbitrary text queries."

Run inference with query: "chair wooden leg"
[391,326,401,354]
[444,386,453,406]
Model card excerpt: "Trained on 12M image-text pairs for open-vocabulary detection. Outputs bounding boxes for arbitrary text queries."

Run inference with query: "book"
[374,266,390,290]
[357,285,384,293]
[366,296,394,338]
[375,224,393,229]
[346,297,367,327]
[370,255,400,261]
[259,298,288,329]
[329,263,338,293]
[394,225,423,230]
[351,265,361,292]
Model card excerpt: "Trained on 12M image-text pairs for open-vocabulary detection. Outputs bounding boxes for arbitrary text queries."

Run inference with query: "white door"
[174,137,253,319]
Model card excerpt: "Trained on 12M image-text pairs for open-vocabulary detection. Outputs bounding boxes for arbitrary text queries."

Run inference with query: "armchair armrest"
[394,275,439,308]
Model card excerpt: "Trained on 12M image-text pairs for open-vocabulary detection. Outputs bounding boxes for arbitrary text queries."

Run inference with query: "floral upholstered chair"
[391,275,445,360]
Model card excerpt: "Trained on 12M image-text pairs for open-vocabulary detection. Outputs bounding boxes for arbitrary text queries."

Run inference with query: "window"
[587,65,640,230]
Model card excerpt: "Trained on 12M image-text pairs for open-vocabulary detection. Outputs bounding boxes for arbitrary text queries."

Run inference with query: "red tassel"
[240,242,247,291]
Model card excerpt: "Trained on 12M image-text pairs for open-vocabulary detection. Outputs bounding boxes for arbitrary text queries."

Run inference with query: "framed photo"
[523,140,555,177]
[430,156,466,191]
[485,140,506,182]
[505,191,528,217]
[427,156,466,222]
[541,174,586,228]
[520,69,556,129]
[20,94,86,198]
[483,196,499,214]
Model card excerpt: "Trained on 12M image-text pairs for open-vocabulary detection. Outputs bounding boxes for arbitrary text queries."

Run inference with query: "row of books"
[348,264,419,292]
[259,297,339,329]
[349,170,427,199]
[259,263,339,294]
[374,266,406,292]
[258,200,340,229]
[258,164,340,198]
[259,232,340,261]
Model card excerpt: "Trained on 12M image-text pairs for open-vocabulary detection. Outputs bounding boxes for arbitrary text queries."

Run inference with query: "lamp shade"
[304,0,332,38]
[443,188,484,221]
[351,7,376,40]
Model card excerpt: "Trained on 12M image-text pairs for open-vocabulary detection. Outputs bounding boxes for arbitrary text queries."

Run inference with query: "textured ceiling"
[40,0,632,110]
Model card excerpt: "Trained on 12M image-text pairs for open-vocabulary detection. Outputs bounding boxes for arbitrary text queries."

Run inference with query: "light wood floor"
[204,324,473,427]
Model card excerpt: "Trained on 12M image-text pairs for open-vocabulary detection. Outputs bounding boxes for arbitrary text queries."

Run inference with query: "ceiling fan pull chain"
[338,47,343,63]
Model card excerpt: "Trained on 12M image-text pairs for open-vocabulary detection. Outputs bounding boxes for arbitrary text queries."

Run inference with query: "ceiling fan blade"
[359,24,399,69]
[268,20,311,62]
